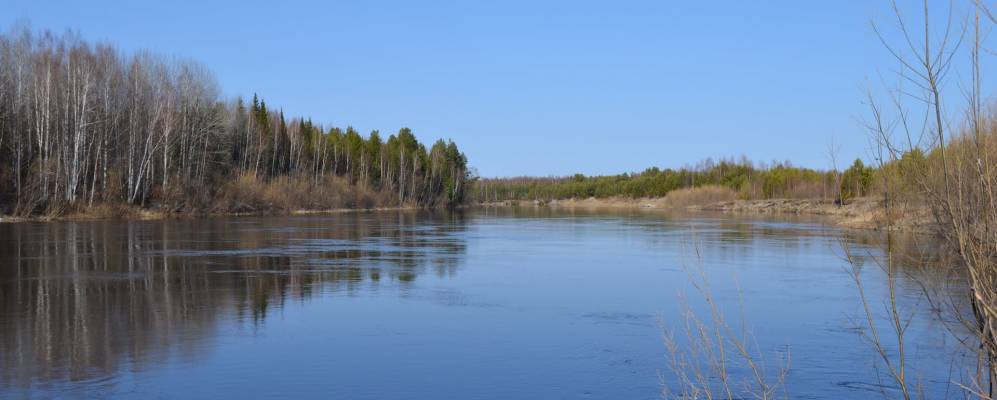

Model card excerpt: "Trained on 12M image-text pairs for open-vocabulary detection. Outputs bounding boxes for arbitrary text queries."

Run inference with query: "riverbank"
[693,197,934,231]
[0,204,426,224]
[478,196,935,232]
[3,196,934,233]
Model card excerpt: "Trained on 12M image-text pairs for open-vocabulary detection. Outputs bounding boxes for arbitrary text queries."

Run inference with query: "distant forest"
[472,157,878,203]
[0,27,470,216]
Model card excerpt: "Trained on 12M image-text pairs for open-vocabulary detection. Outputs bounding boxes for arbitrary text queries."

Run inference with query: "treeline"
[0,27,469,216]
[472,157,876,202]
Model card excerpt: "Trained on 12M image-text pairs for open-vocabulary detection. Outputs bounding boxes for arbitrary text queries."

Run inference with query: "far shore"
[477,196,935,233]
[1,197,935,234]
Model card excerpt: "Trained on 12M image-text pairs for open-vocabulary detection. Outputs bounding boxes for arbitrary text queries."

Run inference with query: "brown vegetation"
[211,173,396,214]
[660,185,738,208]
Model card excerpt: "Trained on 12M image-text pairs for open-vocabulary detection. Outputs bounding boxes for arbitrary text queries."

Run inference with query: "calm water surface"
[0,208,969,399]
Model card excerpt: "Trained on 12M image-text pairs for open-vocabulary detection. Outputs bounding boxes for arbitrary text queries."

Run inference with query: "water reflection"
[477,206,946,280]
[0,208,971,399]
[0,211,468,391]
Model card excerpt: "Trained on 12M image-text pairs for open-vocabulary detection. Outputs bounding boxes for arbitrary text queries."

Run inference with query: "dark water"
[0,208,971,399]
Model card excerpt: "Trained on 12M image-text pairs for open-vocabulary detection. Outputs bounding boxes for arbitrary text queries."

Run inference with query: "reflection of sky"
[0,209,971,399]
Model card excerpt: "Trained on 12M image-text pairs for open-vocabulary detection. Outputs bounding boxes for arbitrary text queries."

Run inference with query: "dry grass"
[661,185,738,208]
[60,203,161,221]
[214,173,396,213]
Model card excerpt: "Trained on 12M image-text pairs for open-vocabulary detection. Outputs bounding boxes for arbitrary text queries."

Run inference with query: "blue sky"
[2,1,972,177]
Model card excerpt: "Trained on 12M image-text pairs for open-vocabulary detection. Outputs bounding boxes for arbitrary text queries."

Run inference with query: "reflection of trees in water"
[0,211,468,389]
[480,206,934,266]
[683,218,959,296]
[480,206,958,305]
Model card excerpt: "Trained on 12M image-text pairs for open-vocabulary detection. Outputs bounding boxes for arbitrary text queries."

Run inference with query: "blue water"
[0,208,969,399]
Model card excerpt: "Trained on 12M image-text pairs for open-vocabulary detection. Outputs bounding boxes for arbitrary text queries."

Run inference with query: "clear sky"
[1,1,972,177]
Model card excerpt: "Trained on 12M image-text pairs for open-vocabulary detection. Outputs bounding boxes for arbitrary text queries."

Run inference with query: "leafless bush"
[860,0,997,396]
[661,240,789,399]
[843,238,922,400]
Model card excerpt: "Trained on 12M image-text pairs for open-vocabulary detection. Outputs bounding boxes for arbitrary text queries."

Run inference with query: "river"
[0,208,970,399]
